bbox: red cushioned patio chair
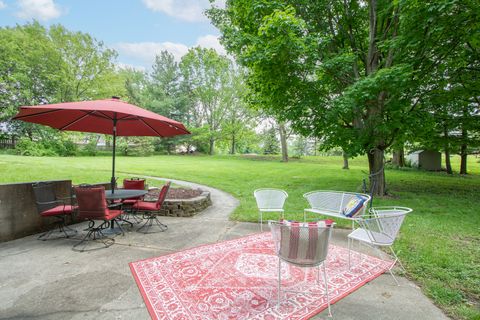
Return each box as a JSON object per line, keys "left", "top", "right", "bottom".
{"left": 32, "top": 182, "right": 77, "bottom": 241}
{"left": 133, "top": 181, "right": 170, "bottom": 233}
{"left": 122, "top": 177, "right": 146, "bottom": 205}
{"left": 121, "top": 177, "right": 146, "bottom": 223}
{"left": 73, "top": 185, "right": 124, "bottom": 252}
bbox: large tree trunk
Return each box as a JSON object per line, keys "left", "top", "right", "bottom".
{"left": 445, "top": 147, "right": 453, "bottom": 174}
{"left": 459, "top": 110, "right": 468, "bottom": 174}
{"left": 367, "top": 148, "right": 386, "bottom": 196}
{"left": 209, "top": 138, "right": 215, "bottom": 155}
{"left": 230, "top": 134, "right": 236, "bottom": 155}
{"left": 279, "top": 122, "right": 288, "bottom": 162}
{"left": 342, "top": 150, "right": 349, "bottom": 169}
{"left": 460, "top": 144, "right": 468, "bottom": 174}
{"left": 444, "top": 126, "right": 453, "bottom": 174}
{"left": 392, "top": 147, "right": 405, "bottom": 167}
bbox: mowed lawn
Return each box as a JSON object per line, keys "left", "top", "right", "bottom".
{"left": 0, "top": 154, "right": 479, "bottom": 319}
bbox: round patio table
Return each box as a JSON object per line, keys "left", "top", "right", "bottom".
{"left": 104, "top": 189, "right": 148, "bottom": 231}
{"left": 105, "top": 189, "right": 147, "bottom": 200}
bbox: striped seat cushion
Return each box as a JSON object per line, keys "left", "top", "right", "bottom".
{"left": 278, "top": 219, "right": 333, "bottom": 265}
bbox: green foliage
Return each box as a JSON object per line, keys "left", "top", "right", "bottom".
{"left": 82, "top": 137, "right": 99, "bottom": 156}
{"left": 117, "top": 137, "right": 155, "bottom": 157}
{"left": 188, "top": 126, "right": 212, "bottom": 154}
{"left": 0, "top": 22, "right": 120, "bottom": 144}
{"left": 180, "top": 47, "right": 242, "bottom": 155}
{"left": 15, "top": 135, "right": 77, "bottom": 157}
{"left": 262, "top": 127, "right": 280, "bottom": 155}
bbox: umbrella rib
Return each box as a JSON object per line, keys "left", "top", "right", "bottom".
{"left": 138, "top": 117, "right": 166, "bottom": 137}
{"left": 13, "top": 109, "right": 62, "bottom": 120}
{"left": 97, "top": 111, "right": 114, "bottom": 120}
{"left": 59, "top": 110, "right": 98, "bottom": 130}
{"left": 157, "top": 120, "right": 190, "bottom": 134}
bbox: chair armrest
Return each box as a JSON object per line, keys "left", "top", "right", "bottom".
{"left": 36, "top": 200, "right": 64, "bottom": 206}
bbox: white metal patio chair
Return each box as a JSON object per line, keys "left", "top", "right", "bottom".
{"left": 269, "top": 220, "right": 334, "bottom": 317}
{"left": 254, "top": 188, "right": 288, "bottom": 231}
{"left": 347, "top": 206, "right": 412, "bottom": 285}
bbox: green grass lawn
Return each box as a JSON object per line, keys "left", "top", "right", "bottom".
{"left": 0, "top": 153, "right": 479, "bottom": 319}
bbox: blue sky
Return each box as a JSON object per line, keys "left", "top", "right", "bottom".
{"left": 0, "top": 0, "right": 226, "bottom": 70}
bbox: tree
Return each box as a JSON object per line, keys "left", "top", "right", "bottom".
{"left": 0, "top": 22, "right": 63, "bottom": 138}
{"left": 0, "top": 22, "right": 121, "bottom": 152}
{"left": 262, "top": 126, "right": 280, "bottom": 155}
{"left": 209, "top": 0, "right": 479, "bottom": 195}
{"left": 221, "top": 72, "right": 259, "bottom": 154}
{"left": 180, "top": 47, "right": 235, "bottom": 155}
{"left": 48, "top": 24, "right": 117, "bottom": 102}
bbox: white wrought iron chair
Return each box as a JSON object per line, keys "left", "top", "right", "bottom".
{"left": 347, "top": 206, "right": 412, "bottom": 285}
{"left": 254, "top": 189, "right": 288, "bottom": 231}
{"left": 269, "top": 220, "right": 334, "bottom": 317}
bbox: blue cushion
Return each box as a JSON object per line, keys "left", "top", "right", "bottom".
{"left": 342, "top": 196, "right": 367, "bottom": 217}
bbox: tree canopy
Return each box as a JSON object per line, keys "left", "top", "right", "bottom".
{"left": 209, "top": 0, "right": 480, "bottom": 194}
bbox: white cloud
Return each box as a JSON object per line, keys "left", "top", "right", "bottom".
{"left": 0, "top": 1, "right": 7, "bottom": 10}
{"left": 142, "top": 0, "right": 224, "bottom": 22}
{"left": 115, "top": 41, "right": 189, "bottom": 65}
{"left": 16, "top": 0, "right": 62, "bottom": 21}
{"left": 115, "top": 34, "right": 226, "bottom": 68}
{"left": 196, "top": 35, "right": 226, "bottom": 56}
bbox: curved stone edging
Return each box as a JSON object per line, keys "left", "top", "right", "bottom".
{"left": 153, "top": 191, "right": 212, "bottom": 217}
{"left": 132, "top": 175, "right": 240, "bottom": 222}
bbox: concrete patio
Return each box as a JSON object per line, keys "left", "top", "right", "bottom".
{"left": 0, "top": 178, "right": 448, "bottom": 320}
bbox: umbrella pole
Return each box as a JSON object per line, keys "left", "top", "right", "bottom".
{"left": 111, "top": 115, "right": 117, "bottom": 193}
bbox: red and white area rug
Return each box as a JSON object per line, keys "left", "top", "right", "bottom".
{"left": 130, "top": 232, "right": 392, "bottom": 320}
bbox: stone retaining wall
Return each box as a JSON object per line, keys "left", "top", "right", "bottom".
{"left": 154, "top": 191, "right": 212, "bottom": 217}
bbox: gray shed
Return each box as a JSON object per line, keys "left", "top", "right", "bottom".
{"left": 406, "top": 150, "right": 442, "bottom": 171}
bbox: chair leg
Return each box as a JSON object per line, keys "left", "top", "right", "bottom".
{"left": 38, "top": 216, "right": 77, "bottom": 241}
{"left": 322, "top": 263, "right": 332, "bottom": 317}
{"left": 113, "top": 219, "right": 125, "bottom": 236}
{"left": 137, "top": 212, "right": 167, "bottom": 233}
{"left": 260, "top": 211, "right": 263, "bottom": 232}
{"left": 348, "top": 237, "right": 352, "bottom": 269}
{"left": 277, "top": 258, "right": 281, "bottom": 306}
{"left": 72, "top": 220, "right": 115, "bottom": 252}
{"left": 372, "top": 245, "right": 401, "bottom": 286}
{"left": 389, "top": 246, "right": 407, "bottom": 273}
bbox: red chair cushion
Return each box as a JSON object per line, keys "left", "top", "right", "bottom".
{"left": 105, "top": 209, "right": 123, "bottom": 220}
{"left": 133, "top": 201, "right": 158, "bottom": 211}
{"left": 122, "top": 199, "right": 138, "bottom": 205}
{"left": 41, "top": 205, "right": 74, "bottom": 217}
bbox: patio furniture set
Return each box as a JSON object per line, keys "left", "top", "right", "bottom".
{"left": 32, "top": 177, "right": 171, "bottom": 252}
{"left": 254, "top": 188, "right": 412, "bottom": 317}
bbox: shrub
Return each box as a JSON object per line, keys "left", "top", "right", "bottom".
{"left": 15, "top": 136, "right": 77, "bottom": 157}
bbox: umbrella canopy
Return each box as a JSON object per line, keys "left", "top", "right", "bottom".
{"left": 13, "top": 97, "right": 190, "bottom": 190}
{"left": 13, "top": 97, "right": 189, "bottom": 137}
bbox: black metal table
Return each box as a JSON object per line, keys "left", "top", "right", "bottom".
{"left": 104, "top": 189, "right": 148, "bottom": 231}
{"left": 105, "top": 189, "right": 147, "bottom": 200}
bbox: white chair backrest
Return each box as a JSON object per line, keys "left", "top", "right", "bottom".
{"left": 304, "top": 191, "right": 371, "bottom": 214}
{"left": 269, "top": 221, "right": 333, "bottom": 267}
{"left": 254, "top": 189, "right": 288, "bottom": 210}
{"left": 359, "top": 207, "right": 412, "bottom": 245}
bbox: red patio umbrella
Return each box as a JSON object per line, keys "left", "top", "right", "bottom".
{"left": 13, "top": 97, "right": 190, "bottom": 191}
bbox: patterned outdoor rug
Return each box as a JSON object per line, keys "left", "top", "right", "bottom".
{"left": 129, "top": 232, "right": 392, "bottom": 320}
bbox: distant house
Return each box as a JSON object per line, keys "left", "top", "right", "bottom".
{"left": 406, "top": 150, "right": 442, "bottom": 171}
